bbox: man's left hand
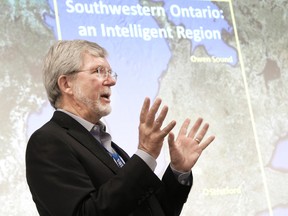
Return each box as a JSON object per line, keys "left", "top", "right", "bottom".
{"left": 168, "top": 118, "right": 215, "bottom": 172}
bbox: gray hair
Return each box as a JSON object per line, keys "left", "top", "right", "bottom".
{"left": 43, "top": 40, "right": 107, "bottom": 108}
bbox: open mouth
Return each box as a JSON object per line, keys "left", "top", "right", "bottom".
{"left": 100, "top": 93, "right": 111, "bottom": 101}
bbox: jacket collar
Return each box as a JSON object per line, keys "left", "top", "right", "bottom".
{"left": 51, "top": 111, "right": 122, "bottom": 173}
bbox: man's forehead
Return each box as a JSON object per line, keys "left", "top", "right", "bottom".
{"left": 81, "top": 53, "right": 110, "bottom": 67}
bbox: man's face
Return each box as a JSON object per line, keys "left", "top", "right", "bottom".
{"left": 71, "top": 53, "right": 116, "bottom": 122}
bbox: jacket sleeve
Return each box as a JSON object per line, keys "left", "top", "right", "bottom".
{"left": 158, "top": 166, "right": 193, "bottom": 216}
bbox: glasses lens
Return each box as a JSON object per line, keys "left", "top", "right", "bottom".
{"left": 96, "top": 66, "right": 117, "bottom": 81}
{"left": 112, "top": 72, "right": 117, "bottom": 80}
{"left": 97, "top": 66, "right": 105, "bottom": 77}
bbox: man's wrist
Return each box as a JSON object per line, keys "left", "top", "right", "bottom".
{"left": 170, "top": 164, "right": 192, "bottom": 186}
{"left": 135, "top": 149, "right": 157, "bottom": 171}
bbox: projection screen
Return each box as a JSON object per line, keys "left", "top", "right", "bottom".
{"left": 0, "top": 0, "right": 287, "bottom": 215}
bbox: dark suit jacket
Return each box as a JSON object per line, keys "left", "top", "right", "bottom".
{"left": 26, "top": 111, "right": 192, "bottom": 216}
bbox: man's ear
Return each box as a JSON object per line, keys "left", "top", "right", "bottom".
{"left": 58, "top": 75, "right": 73, "bottom": 95}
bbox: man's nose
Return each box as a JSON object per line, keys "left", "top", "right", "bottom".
{"left": 103, "top": 75, "right": 116, "bottom": 86}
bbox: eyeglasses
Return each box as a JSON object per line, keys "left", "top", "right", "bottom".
{"left": 75, "top": 66, "right": 118, "bottom": 81}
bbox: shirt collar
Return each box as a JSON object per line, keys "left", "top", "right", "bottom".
{"left": 57, "top": 109, "right": 96, "bottom": 131}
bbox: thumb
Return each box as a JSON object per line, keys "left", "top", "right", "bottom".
{"left": 168, "top": 132, "right": 175, "bottom": 148}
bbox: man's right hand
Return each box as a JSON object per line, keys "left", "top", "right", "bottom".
{"left": 138, "top": 97, "right": 176, "bottom": 159}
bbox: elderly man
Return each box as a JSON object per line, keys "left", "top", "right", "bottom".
{"left": 26, "top": 40, "right": 215, "bottom": 216}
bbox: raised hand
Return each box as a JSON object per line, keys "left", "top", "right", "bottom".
{"left": 168, "top": 118, "right": 215, "bottom": 172}
{"left": 138, "top": 97, "right": 176, "bottom": 159}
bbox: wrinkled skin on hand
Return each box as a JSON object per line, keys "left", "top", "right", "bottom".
{"left": 138, "top": 97, "right": 176, "bottom": 159}
{"left": 168, "top": 118, "right": 215, "bottom": 172}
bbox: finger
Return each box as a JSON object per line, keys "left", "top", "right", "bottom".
{"left": 140, "top": 97, "right": 150, "bottom": 123}
{"left": 195, "top": 123, "right": 209, "bottom": 142}
{"left": 146, "top": 98, "right": 162, "bottom": 126}
{"left": 161, "top": 120, "right": 176, "bottom": 138}
{"left": 200, "top": 135, "right": 215, "bottom": 150}
{"left": 188, "top": 117, "right": 203, "bottom": 138}
{"left": 168, "top": 132, "right": 175, "bottom": 147}
{"left": 153, "top": 105, "right": 168, "bottom": 129}
{"left": 178, "top": 118, "right": 191, "bottom": 136}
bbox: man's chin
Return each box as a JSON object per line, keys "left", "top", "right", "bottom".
{"left": 99, "top": 106, "right": 112, "bottom": 117}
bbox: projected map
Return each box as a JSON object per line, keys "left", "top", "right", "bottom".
{"left": 0, "top": 0, "right": 287, "bottom": 216}
{"left": 43, "top": 0, "right": 237, "bottom": 154}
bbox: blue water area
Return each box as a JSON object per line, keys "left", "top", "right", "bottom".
{"left": 271, "top": 138, "right": 288, "bottom": 171}
{"left": 42, "top": 0, "right": 236, "bottom": 154}
{"left": 26, "top": 102, "right": 54, "bottom": 138}
{"left": 259, "top": 138, "right": 288, "bottom": 216}
{"left": 163, "top": 0, "right": 237, "bottom": 65}
{"left": 259, "top": 206, "right": 288, "bottom": 216}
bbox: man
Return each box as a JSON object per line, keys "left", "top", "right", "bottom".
{"left": 26, "top": 40, "right": 215, "bottom": 216}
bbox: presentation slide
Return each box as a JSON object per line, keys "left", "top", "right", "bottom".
{"left": 0, "top": 0, "right": 287, "bottom": 215}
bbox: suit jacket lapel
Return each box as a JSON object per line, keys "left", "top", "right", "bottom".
{"left": 52, "top": 111, "right": 119, "bottom": 173}
{"left": 112, "top": 142, "right": 130, "bottom": 162}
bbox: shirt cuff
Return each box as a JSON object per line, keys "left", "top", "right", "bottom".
{"left": 135, "top": 149, "right": 157, "bottom": 171}
{"left": 170, "top": 164, "right": 192, "bottom": 186}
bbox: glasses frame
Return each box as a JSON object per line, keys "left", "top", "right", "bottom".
{"left": 74, "top": 66, "right": 118, "bottom": 81}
